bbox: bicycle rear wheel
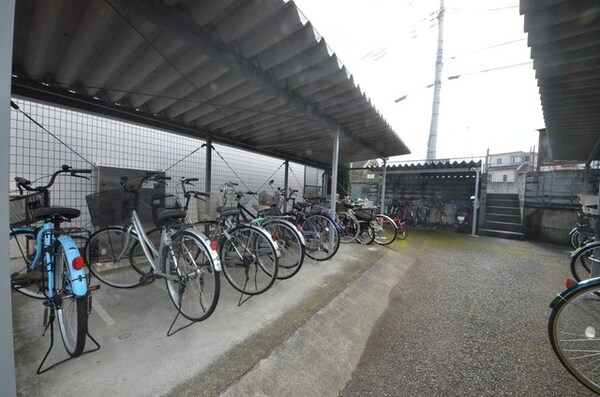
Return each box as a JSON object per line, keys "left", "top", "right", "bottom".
{"left": 262, "top": 220, "right": 305, "bottom": 280}
{"left": 338, "top": 212, "right": 360, "bottom": 243}
{"left": 55, "top": 241, "right": 88, "bottom": 357}
{"left": 356, "top": 221, "right": 375, "bottom": 245}
{"left": 162, "top": 230, "right": 220, "bottom": 321}
{"left": 219, "top": 224, "right": 278, "bottom": 295}
{"left": 302, "top": 214, "right": 340, "bottom": 261}
{"left": 548, "top": 280, "right": 600, "bottom": 394}
{"left": 373, "top": 214, "right": 397, "bottom": 246}
{"left": 571, "top": 242, "right": 600, "bottom": 282}
{"left": 86, "top": 227, "right": 143, "bottom": 288}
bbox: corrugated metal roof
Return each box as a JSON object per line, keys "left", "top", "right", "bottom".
{"left": 371, "top": 160, "right": 482, "bottom": 177}
{"left": 520, "top": 0, "right": 600, "bottom": 163}
{"left": 10, "top": 0, "right": 410, "bottom": 169}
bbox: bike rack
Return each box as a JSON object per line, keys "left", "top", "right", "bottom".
{"left": 36, "top": 296, "right": 100, "bottom": 375}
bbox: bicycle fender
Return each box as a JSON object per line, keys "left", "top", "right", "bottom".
{"left": 570, "top": 241, "right": 600, "bottom": 262}
{"left": 57, "top": 235, "right": 88, "bottom": 297}
{"left": 184, "top": 229, "right": 222, "bottom": 272}
{"left": 549, "top": 277, "right": 600, "bottom": 309}
{"left": 264, "top": 218, "right": 306, "bottom": 246}
{"left": 568, "top": 227, "right": 577, "bottom": 237}
{"left": 250, "top": 224, "right": 282, "bottom": 258}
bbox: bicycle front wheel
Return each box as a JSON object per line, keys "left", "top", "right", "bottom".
{"left": 162, "top": 230, "right": 220, "bottom": 322}
{"left": 86, "top": 227, "right": 143, "bottom": 288}
{"left": 55, "top": 241, "right": 88, "bottom": 357}
{"left": 262, "top": 220, "right": 305, "bottom": 280}
{"left": 373, "top": 214, "right": 397, "bottom": 246}
{"left": 219, "top": 224, "right": 278, "bottom": 295}
{"left": 548, "top": 280, "right": 600, "bottom": 394}
{"left": 302, "top": 214, "right": 340, "bottom": 261}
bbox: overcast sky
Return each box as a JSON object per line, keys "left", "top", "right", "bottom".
{"left": 294, "top": 0, "right": 545, "bottom": 162}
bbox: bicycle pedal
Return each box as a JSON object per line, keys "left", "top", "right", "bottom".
{"left": 139, "top": 273, "right": 156, "bottom": 286}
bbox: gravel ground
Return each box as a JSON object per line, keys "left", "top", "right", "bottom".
{"left": 340, "top": 229, "right": 598, "bottom": 397}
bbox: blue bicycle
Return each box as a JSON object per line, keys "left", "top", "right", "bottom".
{"left": 10, "top": 165, "right": 96, "bottom": 372}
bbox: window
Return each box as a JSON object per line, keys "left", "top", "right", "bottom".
{"left": 502, "top": 175, "right": 508, "bottom": 182}
{"left": 511, "top": 156, "right": 523, "bottom": 164}
{"left": 496, "top": 158, "right": 502, "bottom": 165}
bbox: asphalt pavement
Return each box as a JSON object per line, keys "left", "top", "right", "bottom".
{"left": 11, "top": 229, "right": 596, "bottom": 396}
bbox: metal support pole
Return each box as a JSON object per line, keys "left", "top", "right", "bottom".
{"left": 471, "top": 166, "right": 480, "bottom": 236}
{"left": 283, "top": 159, "right": 289, "bottom": 213}
{"left": 330, "top": 128, "right": 340, "bottom": 215}
{"left": 380, "top": 158, "right": 387, "bottom": 213}
{"left": 205, "top": 135, "right": 212, "bottom": 194}
{"left": 1, "top": 1, "right": 17, "bottom": 395}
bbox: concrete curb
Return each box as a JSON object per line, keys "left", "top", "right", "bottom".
{"left": 219, "top": 249, "right": 414, "bottom": 397}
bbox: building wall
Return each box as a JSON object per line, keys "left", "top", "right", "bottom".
{"left": 523, "top": 169, "right": 598, "bottom": 244}
{"left": 9, "top": 98, "right": 307, "bottom": 231}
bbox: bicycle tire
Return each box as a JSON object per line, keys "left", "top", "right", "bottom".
{"left": 219, "top": 224, "right": 278, "bottom": 295}
{"left": 261, "top": 219, "right": 305, "bottom": 280}
{"left": 129, "top": 227, "right": 160, "bottom": 275}
{"left": 55, "top": 241, "right": 87, "bottom": 357}
{"left": 548, "top": 279, "right": 600, "bottom": 394}
{"left": 10, "top": 229, "right": 47, "bottom": 299}
{"left": 356, "top": 221, "right": 375, "bottom": 245}
{"left": 396, "top": 223, "right": 408, "bottom": 240}
{"left": 86, "top": 227, "right": 144, "bottom": 288}
{"left": 303, "top": 214, "right": 340, "bottom": 261}
{"left": 162, "top": 229, "right": 220, "bottom": 321}
{"left": 570, "top": 242, "right": 600, "bottom": 282}
{"left": 338, "top": 212, "right": 360, "bottom": 243}
{"left": 373, "top": 214, "right": 397, "bottom": 246}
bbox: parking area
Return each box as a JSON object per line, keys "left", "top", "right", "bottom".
{"left": 12, "top": 228, "right": 594, "bottom": 397}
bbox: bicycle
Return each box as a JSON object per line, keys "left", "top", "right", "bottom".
{"left": 281, "top": 191, "right": 341, "bottom": 261}
{"left": 9, "top": 165, "right": 96, "bottom": 372}
{"left": 228, "top": 183, "right": 306, "bottom": 280}
{"left": 548, "top": 276, "right": 600, "bottom": 394}
{"left": 182, "top": 179, "right": 289, "bottom": 287}
{"left": 569, "top": 212, "right": 595, "bottom": 250}
{"left": 85, "top": 172, "right": 221, "bottom": 324}
{"left": 182, "top": 180, "right": 281, "bottom": 296}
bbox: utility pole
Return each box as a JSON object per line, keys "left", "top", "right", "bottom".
{"left": 426, "top": 0, "right": 445, "bottom": 161}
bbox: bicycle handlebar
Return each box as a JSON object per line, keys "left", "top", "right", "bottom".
{"left": 14, "top": 164, "right": 92, "bottom": 194}
{"left": 120, "top": 172, "right": 170, "bottom": 193}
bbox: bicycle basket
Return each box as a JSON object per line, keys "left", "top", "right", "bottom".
{"left": 197, "top": 195, "right": 219, "bottom": 222}
{"left": 354, "top": 208, "right": 375, "bottom": 221}
{"left": 9, "top": 192, "right": 45, "bottom": 227}
{"left": 86, "top": 189, "right": 132, "bottom": 228}
{"left": 258, "top": 191, "right": 280, "bottom": 207}
{"left": 151, "top": 194, "right": 183, "bottom": 227}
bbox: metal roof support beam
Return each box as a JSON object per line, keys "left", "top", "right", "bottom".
{"left": 1, "top": 1, "right": 17, "bottom": 395}
{"left": 284, "top": 159, "right": 289, "bottom": 213}
{"left": 330, "top": 128, "right": 340, "bottom": 215}
{"left": 380, "top": 158, "right": 387, "bottom": 214}
{"left": 205, "top": 135, "right": 212, "bottom": 194}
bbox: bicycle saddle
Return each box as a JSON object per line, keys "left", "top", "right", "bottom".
{"left": 156, "top": 209, "right": 186, "bottom": 226}
{"left": 31, "top": 206, "right": 80, "bottom": 222}
{"left": 217, "top": 206, "right": 241, "bottom": 217}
